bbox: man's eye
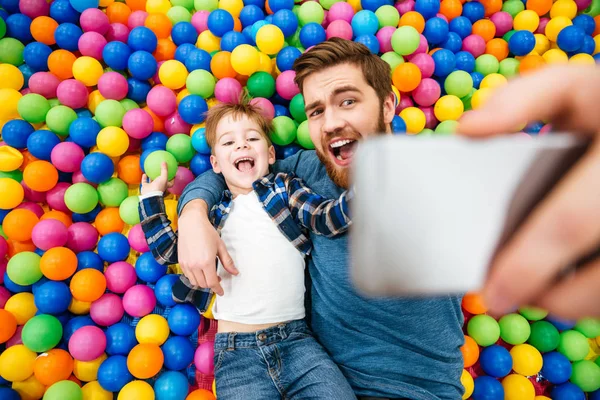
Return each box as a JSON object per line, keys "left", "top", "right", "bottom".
{"left": 342, "top": 99, "right": 355, "bottom": 106}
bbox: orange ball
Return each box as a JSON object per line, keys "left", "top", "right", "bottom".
{"left": 106, "top": 2, "right": 132, "bottom": 25}
{"left": 187, "top": 389, "right": 216, "bottom": 400}
{"left": 392, "top": 62, "right": 422, "bottom": 92}
{"left": 126, "top": 0, "right": 146, "bottom": 11}
{"left": 481, "top": 0, "right": 502, "bottom": 16}
{"left": 95, "top": 207, "right": 125, "bottom": 235}
{"left": 211, "top": 51, "right": 237, "bottom": 80}
{"left": 30, "top": 16, "right": 59, "bottom": 45}
{"left": 21, "top": 150, "right": 39, "bottom": 169}
{"left": 233, "top": 16, "right": 242, "bottom": 32}
{"left": 2, "top": 209, "right": 39, "bottom": 242}
{"left": 462, "top": 292, "right": 488, "bottom": 314}
{"left": 439, "top": 0, "right": 462, "bottom": 21}
{"left": 23, "top": 160, "right": 59, "bottom": 192}
{"left": 41, "top": 210, "right": 73, "bottom": 228}
{"left": 68, "top": 375, "right": 82, "bottom": 386}
{"left": 143, "top": 107, "right": 164, "bottom": 132}
{"left": 265, "top": 0, "right": 273, "bottom": 14}
{"left": 40, "top": 247, "right": 78, "bottom": 280}
{"left": 0, "top": 309, "right": 17, "bottom": 343}
{"left": 154, "top": 38, "right": 177, "bottom": 62}
{"left": 34, "top": 349, "right": 74, "bottom": 386}
{"left": 127, "top": 344, "right": 164, "bottom": 379}
{"left": 70, "top": 269, "right": 107, "bottom": 302}
{"left": 48, "top": 50, "right": 77, "bottom": 80}
{"left": 399, "top": 11, "right": 425, "bottom": 33}
{"left": 461, "top": 335, "right": 480, "bottom": 368}
{"left": 519, "top": 54, "right": 546, "bottom": 74}
{"left": 145, "top": 13, "right": 172, "bottom": 39}
{"left": 594, "top": 15, "right": 600, "bottom": 36}
{"left": 117, "top": 155, "right": 143, "bottom": 185}
{"left": 527, "top": 0, "right": 552, "bottom": 16}
{"left": 7, "top": 239, "right": 36, "bottom": 258}
{"left": 486, "top": 38, "right": 509, "bottom": 61}
{"left": 473, "top": 19, "right": 496, "bottom": 42}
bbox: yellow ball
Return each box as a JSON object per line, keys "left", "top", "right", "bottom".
{"left": 569, "top": 53, "right": 595, "bottom": 65}
{"left": 88, "top": 90, "right": 106, "bottom": 114}
{"left": 594, "top": 34, "right": 600, "bottom": 55}
{"left": 0, "top": 88, "right": 22, "bottom": 120}
{"left": 12, "top": 375, "right": 46, "bottom": 400}
{"left": 461, "top": 369, "right": 474, "bottom": 400}
{"left": 536, "top": 397, "right": 552, "bottom": 400}
{"left": 74, "top": 354, "right": 107, "bottom": 382}
{"left": 550, "top": 0, "right": 577, "bottom": 19}
{"left": 197, "top": 31, "right": 221, "bottom": 53}
{"left": 470, "top": 87, "right": 492, "bottom": 110}
{"left": 118, "top": 381, "right": 155, "bottom": 400}
{"left": 256, "top": 25, "right": 285, "bottom": 55}
{"left": 97, "top": 127, "right": 130, "bottom": 158}
{"left": 257, "top": 52, "right": 272, "bottom": 74}
{"left": 73, "top": 56, "right": 104, "bottom": 87}
{"left": 348, "top": 0, "right": 362, "bottom": 12}
{"left": 159, "top": 60, "right": 189, "bottom": 90}
{"left": 4, "top": 292, "right": 37, "bottom": 325}
{"left": 202, "top": 293, "right": 216, "bottom": 319}
{"left": 69, "top": 298, "right": 92, "bottom": 315}
{"left": 0, "top": 64, "right": 24, "bottom": 90}
{"left": 543, "top": 48, "right": 568, "bottom": 63}
{"left": 177, "top": 89, "right": 190, "bottom": 105}
{"left": 219, "top": 0, "right": 244, "bottom": 17}
{"left": 212, "top": 379, "right": 217, "bottom": 396}
{"left": 0, "top": 345, "right": 37, "bottom": 382}
{"left": 0, "top": 145, "right": 24, "bottom": 172}
{"left": 135, "top": 315, "right": 170, "bottom": 345}
{"left": 502, "top": 374, "right": 535, "bottom": 400}
{"left": 399, "top": 107, "right": 426, "bottom": 134}
{"left": 545, "top": 16, "right": 572, "bottom": 42}
{"left": 533, "top": 34, "right": 550, "bottom": 55}
{"left": 82, "top": 381, "right": 113, "bottom": 400}
{"left": 165, "top": 199, "right": 179, "bottom": 231}
{"left": 510, "top": 344, "right": 543, "bottom": 376}
{"left": 480, "top": 73, "right": 507, "bottom": 90}
{"left": 434, "top": 95, "right": 464, "bottom": 121}
{"left": 230, "top": 44, "right": 260, "bottom": 76}
{"left": 513, "top": 10, "right": 540, "bottom": 32}
{"left": 146, "top": 0, "right": 171, "bottom": 13}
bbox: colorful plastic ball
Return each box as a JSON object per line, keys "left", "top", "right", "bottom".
{"left": 63, "top": 182, "right": 98, "bottom": 214}
{"left": 31, "top": 219, "right": 68, "bottom": 250}
{"left": 97, "top": 232, "right": 130, "bottom": 262}
{"left": 118, "top": 380, "right": 155, "bottom": 400}
{"left": 127, "top": 343, "right": 164, "bottom": 379}
{"left": 143, "top": 149, "right": 178, "bottom": 181}
{"left": 22, "top": 42, "right": 52, "bottom": 73}
{"left": 123, "top": 284, "right": 156, "bottom": 317}
{"left": 299, "top": 22, "right": 326, "bottom": 48}
{"left": 126, "top": 26, "right": 158, "bottom": 53}
{"left": 168, "top": 303, "right": 201, "bottom": 336}
{"left": 502, "top": 374, "right": 535, "bottom": 400}
{"left": 158, "top": 60, "right": 188, "bottom": 90}
{"left": 97, "top": 177, "right": 128, "bottom": 207}
{"left": 0, "top": 177, "right": 24, "bottom": 209}
{"left": 27, "top": 131, "right": 59, "bottom": 163}
{"left": 193, "top": 340, "right": 215, "bottom": 375}
{"left": 527, "top": 320, "right": 560, "bottom": 352}
{"left": 557, "top": 25, "right": 585, "bottom": 52}
{"left": 79, "top": 152, "right": 113, "bottom": 184}
{"left": 39, "top": 247, "right": 77, "bottom": 281}
{"left": 479, "top": 345, "right": 513, "bottom": 378}
{"left": 154, "top": 371, "right": 189, "bottom": 400}
{"left": 147, "top": 86, "right": 177, "bottom": 117}
{"left": 97, "top": 355, "right": 133, "bottom": 392}
{"left": 0, "top": 344, "right": 37, "bottom": 382}
{"left": 43, "top": 380, "right": 82, "bottom": 400}
{"left": 256, "top": 24, "right": 285, "bottom": 55}
{"left": 29, "top": 72, "right": 61, "bottom": 100}
{"left": 90, "top": 293, "right": 124, "bottom": 327}
{"left": 33, "top": 280, "right": 72, "bottom": 315}
{"left": 16, "top": 93, "right": 50, "bottom": 124}
{"left": 558, "top": 330, "right": 590, "bottom": 361}
{"left": 96, "top": 126, "right": 130, "bottom": 157}
{"left": 135, "top": 252, "right": 168, "bottom": 283}
{"left": 33, "top": 349, "right": 74, "bottom": 386}
{"left": 498, "top": 313, "right": 531, "bottom": 345}
{"left": 467, "top": 314, "right": 500, "bottom": 347}
{"left": 178, "top": 94, "right": 208, "bottom": 125}
{"left": 49, "top": 142, "right": 84, "bottom": 174}
{"left": 105, "top": 323, "right": 137, "bottom": 356}
{"left": 463, "top": 34, "right": 486, "bottom": 57}
{"left": 207, "top": 9, "right": 234, "bottom": 37}
{"left": 66, "top": 221, "right": 99, "bottom": 253}
{"left": 4, "top": 292, "right": 37, "bottom": 325}
{"left": 55, "top": 79, "right": 88, "bottom": 109}
{"left": 69, "top": 325, "right": 106, "bottom": 362}
{"left": 472, "top": 376, "right": 504, "bottom": 400}
{"left": 570, "top": 360, "right": 600, "bottom": 392}
{"left": 510, "top": 344, "right": 543, "bottom": 376}
{"left": 102, "top": 41, "right": 131, "bottom": 71}
{"left": 134, "top": 314, "right": 169, "bottom": 346}
{"left": 0, "top": 309, "right": 17, "bottom": 344}
{"left": 70, "top": 268, "right": 106, "bottom": 302}
{"left": 128, "top": 50, "right": 158, "bottom": 80}
{"left": 22, "top": 314, "right": 63, "bottom": 352}
{"left": 6, "top": 251, "right": 41, "bottom": 285}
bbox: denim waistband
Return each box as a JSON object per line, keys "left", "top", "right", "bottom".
{"left": 214, "top": 319, "right": 309, "bottom": 350}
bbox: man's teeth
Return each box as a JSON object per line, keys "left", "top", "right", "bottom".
{"left": 337, "top": 155, "right": 343, "bottom": 160}
{"left": 330, "top": 139, "right": 353, "bottom": 149}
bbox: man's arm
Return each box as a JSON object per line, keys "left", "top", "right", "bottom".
{"left": 138, "top": 194, "right": 180, "bottom": 265}
{"left": 272, "top": 150, "right": 324, "bottom": 188}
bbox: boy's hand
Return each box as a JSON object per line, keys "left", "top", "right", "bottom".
{"left": 141, "top": 162, "right": 174, "bottom": 195}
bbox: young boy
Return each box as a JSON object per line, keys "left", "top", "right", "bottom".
{"left": 138, "top": 100, "right": 357, "bottom": 399}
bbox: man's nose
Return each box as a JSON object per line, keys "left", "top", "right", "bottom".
{"left": 322, "top": 109, "right": 345, "bottom": 134}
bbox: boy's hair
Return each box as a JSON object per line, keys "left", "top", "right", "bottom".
{"left": 204, "top": 97, "right": 273, "bottom": 153}
{"left": 293, "top": 38, "right": 392, "bottom": 107}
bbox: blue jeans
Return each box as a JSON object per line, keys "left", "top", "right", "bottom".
{"left": 213, "top": 319, "right": 356, "bottom": 399}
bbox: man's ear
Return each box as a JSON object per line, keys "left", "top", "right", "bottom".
{"left": 210, "top": 154, "right": 221, "bottom": 173}
{"left": 383, "top": 91, "right": 395, "bottom": 127}
{"left": 268, "top": 145, "right": 276, "bottom": 165}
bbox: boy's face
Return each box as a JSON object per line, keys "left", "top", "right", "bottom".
{"left": 210, "top": 114, "right": 275, "bottom": 195}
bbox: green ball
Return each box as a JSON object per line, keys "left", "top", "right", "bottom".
{"left": 289, "top": 30, "right": 302, "bottom": 47}
{"left": 17, "top": 93, "right": 51, "bottom": 123}
{"left": 48, "top": 98, "right": 61, "bottom": 108}
{"left": 571, "top": 360, "right": 600, "bottom": 392}
{"left": 289, "top": 94, "right": 306, "bottom": 123}
{"left": 95, "top": 99, "right": 126, "bottom": 128}
{"left": 296, "top": 120, "right": 314, "bottom": 149}
{"left": 43, "top": 380, "right": 83, "bottom": 400}
{"left": 271, "top": 116, "right": 297, "bottom": 146}
{"left": 64, "top": 183, "right": 99, "bottom": 214}
{"left": 503, "top": 30, "right": 516, "bottom": 43}
{"left": 97, "top": 178, "right": 128, "bottom": 207}
{"left": 167, "top": 6, "right": 192, "bottom": 24}
{"left": 461, "top": 88, "right": 475, "bottom": 111}
{"left": 194, "top": 0, "right": 217, "bottom": 10}
{"left": 298, "top": 1, "right": 324, "bottom": 25}
{"left": 247, "top": 71, "right": 276, "bottom": 99}
{"left": 419, "top": 128, "right": 434, "bottom": 136}
{"left": 22, "top": 314, "right": 63, "bottom": 352}
{"left": 144, "top": 150, "right": 178, "bottom": 181}
{"left": 467, "top": 314, "right": 501, "bottom": 347}
{"left": 502, "top": 0, "right": 525, "bottom": 17}
{"left": 391, "top": 26, "right": 420, "bottom": 56}
{"left": 575, "top": 318, "right": 600, "bottom": 339}
{"left": 120, "top": 98, "right": 140, "bottom": 111}
{"left": 171, "top": 0, "right": 194, "bottom": 10}
{"left": 499, "top": 313, "right": 531, "bottom": 345}
{"left": 435, "top": 120, "right": 458, "bottom": 134}
{"left": 499, "top": 58, "right": 520, "bottom": 78}
{"left": 0, "top": 17, "right": 6, "bottom": 39}
{"left": 0, "top": 226, "right": 5, "bottom": 240}
{"left": 119, "top": 195, "right": 141, "bottom": 226}
{"left": 444, "top": 71, "right": 474, "bottom": 98}
{"left": 319, "top": 0, "right": 341, "bottom": 9}
{"left": 558, "top": 330, "right": 590, "bottom": 362}
{"left": 519, "top": 306, "right": 548, "bottom": 321}
{"left": 0, "top": 170, "right": 23, "bottom": 182}
{"left": 0, "top": 38, "right": 25, "bottom": 66}
{"left": 375, "top": 5, "right": 400, "bottom": 28}
{"left": 381, "top": 52, "right": 405, "bottom": 74}
{"left": 187, "top": 69, "right": 216, "bottom": 99}
{"left": 166, "top": 134, "right": 195, "bottom": 163}
{"left": 6, "top": 251, "right": 42, "bottom": 286}
{"left": 527, "top": 321, "right": 559, "bottom": 352}
{"left": 475, "top": 54, "right": 500, "bottom": 76}
{"left": 46, "top": 105, "right": 77, "bottom": 136}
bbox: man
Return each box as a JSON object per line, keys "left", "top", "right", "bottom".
{"left": 177, "top": 38, "right": 465, "bottom": 399}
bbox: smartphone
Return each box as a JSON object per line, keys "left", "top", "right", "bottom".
{"left": 349, "top": 133, "right": 590, "bottom": 297}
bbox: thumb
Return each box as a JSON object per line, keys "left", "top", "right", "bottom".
{"left": 217, "top": 238, "right": 238, "bottom": 275}
{"left": 160, "top": 162, "right": 169, "bottom": 180}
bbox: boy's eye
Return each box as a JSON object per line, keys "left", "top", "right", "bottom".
{"left": 248, "top": 137, "right": 259, "bottom": 141}
{"left": 309, "top": 109, "right": 323, "bottom": 118}
{"left": 223, "top": 141, "right": 234, "bottom": 146}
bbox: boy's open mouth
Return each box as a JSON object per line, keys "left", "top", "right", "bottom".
{"left": 329, "top": 139, "right": 358, "bottom": 165}
{"left": 234, "top": 157, "right": 255, "bottom": 172}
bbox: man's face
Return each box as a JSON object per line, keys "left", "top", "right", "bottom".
{"left": 303, "top": 63, "right": 395, "bottom": 188}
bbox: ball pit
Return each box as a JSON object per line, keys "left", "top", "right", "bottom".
{"left": 2, "top": 0, "right": 600, "bottom": 397}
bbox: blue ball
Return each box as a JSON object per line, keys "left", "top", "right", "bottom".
{"left": 524, "top": 121, "right": 544, "bottom": 134}
{"left": 0, "top": 0, "right": 20, "bottom": 13}
{"left": 415, "top": 0, "right": 440, "bottom": 19}
{"left": 128, "top": 26, "right": 158, "bottom": 53}
{"left": 0, "top": 209, "right": 8, "bottom": 224}
{"left": 161, "top": 336, "right": 195, "bottom": 371}
{"left": 54, "top": 22, "right": 83, "bottom": 51}
{"left": 142, "top": 131, "right": 169, "bottom": 151}
{"left": 69, "top": 0, "right": 99, "bottom": 13}
{"left": 128, "top": 51, "right": 158, "bottom": 81}
{"left": 276, "top": 46, "right": 302, "bottom": 72}
{"left": 591, "top": 391, "right": 600, "bottom": 400}
{"left": 97, "top": 233, "right": 130, "bottom": 263}
{"left": 72, "top": 204, "right": 102, "bottom": 223}
{"left": 31, "top": 276, "right": 50, "bottom": 294}
{"left": 155, "top": 274, "right": 180, "bottom": 307}
{"left": 76, "top": 251, "right": 104, "bottom": 272}
{"left": 299, "top": 22, "right": 326, "bottom": 48}
{"left": 282, "top": 144, "right": 301, "bottom": 158}
{"left": 242, "top": 25, "right": 256, "bottom": 45}
{"left": 154, "top": 371, "right": 190, "bottom": 400}
{"left": 103, "top": 41, "right": 132, "bottom": 71}
{"left": 546, "top": 315, "right": 576, "bottom": 331}
{"left": 185, "top": 49, "right": 212, "bottom": 72}
{"left": 441, "top": 31, "right": 463, "bottom": 53}
{"left": 268, "top": 0, "right": 293, "bottom": 12}
{"left": 135, "top": 252, "right": 168, "bottom": 283}
{"left": 208, "top": 9, "right": 235, "bottom": 37}
{"left": 455, "top": 51, "right": 476, "bottom": 72}
{"left": 191, "top": 127, "right": 211, "bottom": 154}
{"left": 81, "top": 152, "right": 114, "bottom": 183}
{"left": 272, "top": 9, "right": 298, "bottom": 38}
{"left": 63, "top": 315, "right": 95, "bottom": 341}
{"left": 34, "top": 281, "right": 72, "bottom": 315}
{"left": 355, "top": 34, "right": 380, "bottom": 53}
{"left": 424, "top": 17, "right": 449, "bottom": 45}
{"left": 432, "top": 48, "right": 456, "bottom": 77}
{"left": 508, "top": 30, "right": 535, "bottom": 56}
{"left": 179, "top": 94, "right": 208, "bottom": 124}
{"left": 361, "top": 0, "right": 392, "bottom": 11}
{"left": 168, "top": 304, "right": 201, "bottom": 336}
{"left": 472, "top": 376, "right": 504, "bottom": 400}
{"left": 18, "top": 64, "right": 35, "bottom": 88}
{"left": 6, "top": 14, "right": 33, "bottom": 44}
{"left": 97, "top": 355, "right": 134, "bottom": 392}
{"left": 23, "top": 42, "right": 52, "bottom": 72}
{"left": 244, "top": 0, "right": 265, "bottom": 7}
{"left": 126, "top": 78, "right": 152, "bottom": 103}
{"left": 220, "top": 31, "right": 248, "bottom": 52}
{"left": 578, "top": 35, "right": 596, "bottom": 55}
{"left": 462, "top": 1, "right": 485, "bottom": 23}
{"left": 479, "top": 345, "right": 512, "bottom": 378}
{"left": 106, "top": 323, "right": 137, "bottom": 355}
{"left": 274, "top": 104, "right": 290, "bottom": 117}
{"left": 140, "top": 149, "right": 155, "bottom": 172}
{"left": 541, "top": 352, "right": 572, "bottom": 384}
{"left": 172, "top": 22, "right": 199, "bottom": 45}
{"left": 3, "top": 272, "right": 32, "bottom": 293}
{"left": 470, "top": 71, "right": 484, "bottom": 89}
{"left": 551, "top": 383, "right": 586, "bottom": 400}
{"left": 449, "top": 16, "right": 473, "bottom": 39}
{"left": 351, "top": 10, "right": 379, "bottom": 37}
{"left": 557, "top": 25, "right": 585, "bottom": 52}
{"left": 2, "top": 120, "right": 34, "bottom": 149}
{"left": 573, "top": 14, "right": 596, "bottom": 35}
{"left": 190, "top": 153, "right": 212, "bottom": 176}
{"left": 391, "top": 115, "right": 407, "bottom": 134}
{"left": 75, "top": 109, "right": 93, "bottom": 119}
{"left": 240, "top": 5, "right": 265, "bottom": 28}
{"left": 250, "top": 20, "right": 269, "bottom": 41}
{"left": 49, "top": 0, "right": 80, "bottom": 24}
{"left": 175, "top": 43, "right": 198, "bottom": 64}
{"left": 69, "top": 117, "right": 101, "bottom": 148}
{"left": 0, "top": 388, "right": 20, "bottom": 400}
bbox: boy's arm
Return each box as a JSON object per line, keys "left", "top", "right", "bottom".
{"left": 287, "top": 176, "right": 354, "bottom": 237}
{"left": 139, "top": 193, "right": 180, "bottom": 265}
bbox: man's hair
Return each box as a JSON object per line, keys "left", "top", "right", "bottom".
{"left": 204, "top": 96, "right": 273, "bottom": 153}
{"left": 293, "top": 38, "right": 392, "bottom": 105}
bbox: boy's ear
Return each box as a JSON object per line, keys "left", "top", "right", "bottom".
{"left": 210, "top": 154, "right": 221, "bottom": 173}
{"left": 268, "top": 145, "right": 276, "bottom": 165}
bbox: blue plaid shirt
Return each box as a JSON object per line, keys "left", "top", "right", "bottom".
{"left": 139, "top": 172, "right": 354, "bottom": 313}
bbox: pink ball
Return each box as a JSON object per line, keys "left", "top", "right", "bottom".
{"left": 57, "top": 79, "right": 89, "bottom": 109}
{"left": 328, "top": 2, "right": 354, "bottom": 23}
{"left": 6, "top": 325, "right": 23, "bottom": 348}
{"left": 397, "top": 95, "right": 414, "bottom": 113}
{"left": 80, "top": 8, "right": 110, "bottom": 34}
{"left": 51, "top": 142, "right": 85, "bottom": 173}
{"left": 410, "top": 53, "right": 435, "bottom": 79}
{"left": 123, "top": 285, "right": 156, "bottom": 317}
{"left": 539, "top": 123, "right": 552, "bottom": 135}
{"left": 194, "top": 340, "right": 215, "bottom": 375}
{"left": 28, "top": 72, "right": 60, "bottom": 99}
{"left": 536, "top": 17, "right": 549, "bottom": 34}
{"left": 0, "top": 259, "right": 6, "bottom": 285}
{"left": 322, "top": 10, "right": 329, "bottom": 28}
{"left": 105, "top": 261, "right": 137, "bottom": 294}
{"left": 90, "top": 293, "right": 125, "bottom": 326}
{"left": 78, "top": 31, "right": 108, "bottom": 60}
{"left": 72, "top": 170, "right": 97, "bottom": 187}
{"left": 106, "top": 23, "right": 130, "bottom": 43}
{"left": 214, "top": 77, "right": 243, "bottom": 103}
{"left": 122, "top": 108, "right": 154, "bottom": 139}
{"left": 436, "top": 13, "right": 448, "bottom": 22}
{"left": 127, "top": 224, "right": 149, "bottom": 253}
{"left": 0, "top": 236, "right": 7, "bottom": 259}
{"left": 575, "top": 0, "right": 592, "bottom": 10}
{"left": 19, "top": 0, "right": 49, "bottom": 19}
{"left": 490, "top": 12, "right": 513, "bottom": 37}
{"left": 375, "top": 26, "right": 395, "bottom": 53}
{"left": 421, "top": 106, "right": 438, "bottom": 129}
{"left": 396, "top": 0, "right": 415, "bottom": 14}
{"left": 326, "top": 20, "right": 353, "bottom": 40}
{"left": 164, "top": 112, "right": 192, "bottom": 136}
{"left": 67, "top": 222, "right": 99, "bottom": 253}
{"left": 191, "top": 10, "right": 210, "bottom": 33}
{"left": 21, "top": 181, "right": 46, "bottom": 203}
{"left": 20, "top": 88, "right": 31, "bottom": 95}
{"left": 46, "top": 182, "right": 71, "bottom": 212}
{"left": 275, "top": 70, "right": 299, "bottom": 101}
{"left": 249, "top": 97, "right": 275, "bottom": 120}
{"left": 147, "top": 86, "right": 177, "bottom": 117}
{"left": 69, "top": 326, "right": 107, "bottom": 361}
{"left": 406, "top": 34, "right": 428, "bottom": 59}
{"left": 16, "top": 201, "right": 45, "bottom": 218}
{"left": 412, "top": 78, "right": 441, "bottom": 106}
{"left": 32, "top": 219, "right": 69, "bottom": 250}
{"left": 462, "top": 34, "right": 486, "bottom": 57}
{"left": 0, "top": 283, "right": 9, "bottom": 308}
{"left": 98, "top": 71, "right": 129, "bottom": 100}
{"left": 128, "top": 10, "right": 148, "bottom": 29}
{"left": 167, "top": 166, "right": 195, "bottom": 196}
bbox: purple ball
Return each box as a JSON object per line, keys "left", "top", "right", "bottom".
{"left": 462, "top": 34, "right": 486, "bottom": 57}
{"left": 327, "top": 20, "right": 353, "bottom": 40}
{"left": 28, "top": 72, "right": 60, "bottom": 99}
{"left": 32, "top": 219, "right": 69, "bottom": 250}
{"left": 328, "top": 2, "right": 355, "bottom": 23}
{"left": 78, "top": 31, "right": 108, "bottom": 60}
{"left": 412, "top": 78, "right": 441, "bottom": 106}
{"left": 123, "top": 285, "right": 157, "bottom": 317}
{"left": 51, "top": 142, "right": 85, "bottom": 173}
{"left": 90, "top": 293, "right": 125, "bottom": 326}
{"left": 80, "top": 8, "right": 110, "bottom": 34}
{"left": 376, "top": 26, "right": 396, "bottom": 53}
{"left": 66, "top": 222, "right": 99, "bottom": 253}
{"left": 490, "top": 12, "right": 513, "bottom": 37}
{"left": 0, "top": 286, "right": 10, "bottom": 308}
{"left": 69, "top": 325, "right": 107, "bottom": 361}
{"left": 56, "top": 79, "right": 89, "bottom": 109}
{"left": 98, "top": 71, "right": 129, "bottom": 100}
{"left": 122, "top": 108, "right": 154, "bottom": 139}
{"left": 46, "top": 182, "right": 71, "bottom": 212}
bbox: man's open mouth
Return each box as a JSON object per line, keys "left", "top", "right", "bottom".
{"left": 329, "top": 139, "right": 358, "bottom": 165}
{"left": 234, "top": 157, "right": 255, "bottom": 172}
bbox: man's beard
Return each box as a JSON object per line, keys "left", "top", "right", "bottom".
{"left": 316, "top": 109, "right": 387, "bottom": 189}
